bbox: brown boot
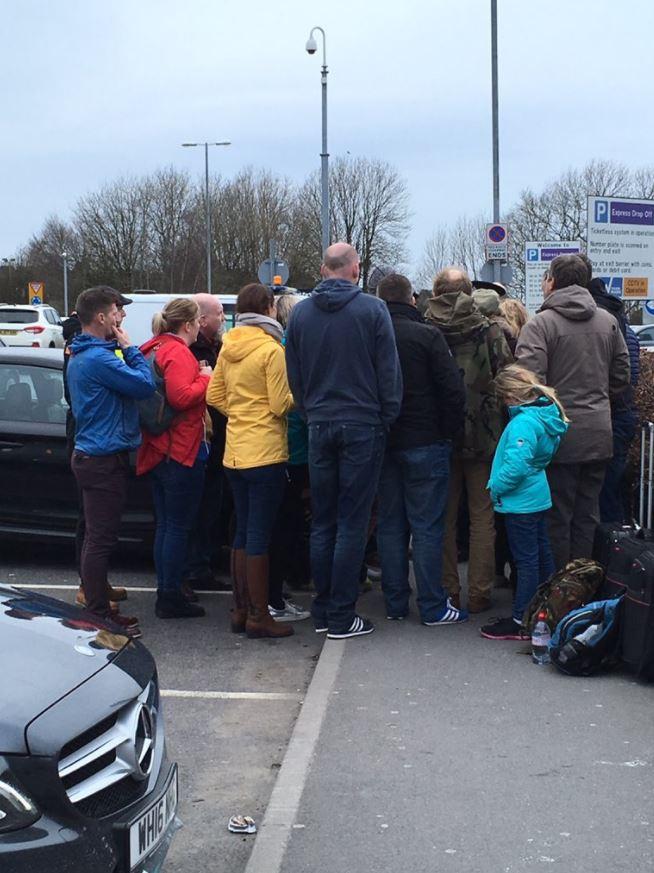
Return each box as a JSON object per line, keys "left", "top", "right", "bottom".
{"left": 468, "top": 595, "right": 492, "bottom": 614}
{"left": 245, "top": 555, "right": 294, "bottom": 639}
{"left": 76, "top": 585, "right": 120, "bottom": 614}
{"left": 107, "top": 584, "right": 127, "bottom": 602}
{"left": 230, "top": 548, "right": 248, "bottom": 633}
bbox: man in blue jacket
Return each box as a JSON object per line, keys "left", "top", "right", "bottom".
{"left": 67, "top": 286, "right": 155, "bottom": 635}
{"left": 285, "top": 242, "right": 402, "bottom": 639}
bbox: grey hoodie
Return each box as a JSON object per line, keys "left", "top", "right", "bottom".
{"left": 515, "top": 284, "right": 630, "bottom": 463}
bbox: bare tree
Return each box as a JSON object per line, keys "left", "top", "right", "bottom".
{"left": 415, "top": 215, "right": 487, "bottom": 288}
{"left": 299, "top": 156, "right": 411, "bottom": 288}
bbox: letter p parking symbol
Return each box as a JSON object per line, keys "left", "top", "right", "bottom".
{"left": 595, "top": 200, "right": 609, "bottom": 223}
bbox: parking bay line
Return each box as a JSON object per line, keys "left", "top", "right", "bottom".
{"left": 244, "top": 639, "right": 344, "bottom": 873}
{"left": 161, "top": 689, "right": 301, "bottom": 701}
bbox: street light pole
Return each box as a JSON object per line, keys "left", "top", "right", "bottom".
{"left": 491, "top": 0, "right": 501, "bottom": 283}
{"left": 181, "top": 140, "right": 231, "bottom": 293}
{"left": 306, "top": 26, "right": 330, "bottom": 256}
{"left": 62, "top": 251, "right": 69, "bottom": 316}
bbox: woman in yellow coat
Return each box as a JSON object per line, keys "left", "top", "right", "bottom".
{"left": 207, "top": 283, "right": 295, "bottom": 639}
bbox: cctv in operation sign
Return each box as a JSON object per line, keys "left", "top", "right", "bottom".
{"left": 587, "top": 195, "right": 654, "bottom": 298}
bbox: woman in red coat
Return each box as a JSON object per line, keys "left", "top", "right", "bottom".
{"left": 138, "top": 298, "right": 212, "bottom": 619}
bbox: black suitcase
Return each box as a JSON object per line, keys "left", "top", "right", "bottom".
{"left": 595, "top": 422, "right": 654, "bottom": 597}
{"left": 623, "top": 548, "right": 654, "bottom": 681}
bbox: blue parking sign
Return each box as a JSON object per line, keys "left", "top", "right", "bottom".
{"left": 527, "top": 248, "right": 539, "bottom": 262}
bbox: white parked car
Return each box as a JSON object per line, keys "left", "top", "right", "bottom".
{"left": 0, "top": 305, "right": 64, "bottom": 348}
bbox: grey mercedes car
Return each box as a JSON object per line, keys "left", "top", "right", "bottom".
{"left": 0, "top": 584, "right": 178, "bottom": 872}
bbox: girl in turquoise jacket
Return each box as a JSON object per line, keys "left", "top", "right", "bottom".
{"left": 482, "top": 365, "right": 569, "bottom": 640}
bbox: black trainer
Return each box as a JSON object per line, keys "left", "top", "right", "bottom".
{"left": 480, "top": 616, "right": 528, "bottom": 640}
{"left": 327, "top": 615, "right": 375, "bottom": 639}
{"left": 155, "top": 593, "right": 206, "bottom": 620}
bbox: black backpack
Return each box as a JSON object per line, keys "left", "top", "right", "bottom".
{"left": 137, "top": 350, "right": 177, "bottom": 436}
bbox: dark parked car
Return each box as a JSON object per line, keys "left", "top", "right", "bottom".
{"left": 0, "top": 348, "right": 154, "bottom": 545}
{"left": 0, "top": 584, "right": 178, "bottom": 872}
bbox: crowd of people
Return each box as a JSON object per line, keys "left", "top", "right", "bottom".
{"left": 64, "top": 242, "right": 637, "bottom": 642}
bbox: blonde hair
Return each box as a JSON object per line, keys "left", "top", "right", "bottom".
{"left": 494, "top": 364, "right": 570, "bottom": 423}
{"left": 152, "top": 298, "right": 200, "bottom": 336}
{"left": 499, "top": 298, "right": 529, "bottom": 338}
{"left": 275, "top": 294, "right": 302, "bottom": 329}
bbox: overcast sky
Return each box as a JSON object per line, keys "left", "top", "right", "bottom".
{"left": 2, "top": 0, "right": 653, "bottom": 274}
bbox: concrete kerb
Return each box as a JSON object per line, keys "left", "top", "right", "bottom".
{"left": 243, "top": 638, "right": 345, "bottom": 873}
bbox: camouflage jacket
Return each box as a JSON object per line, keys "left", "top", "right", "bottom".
{"left": 425, "top": 291, "right": 514, "bottom": 459}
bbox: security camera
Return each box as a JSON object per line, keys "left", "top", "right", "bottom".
{"left": 305, "top": 36, "right": 317, "bottom": 54}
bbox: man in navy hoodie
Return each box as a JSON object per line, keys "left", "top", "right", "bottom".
{"left": 285, "top": 243, "right": 402, "bottom": 639}
{"left": 67, "top": 286, "right": 155, "bottom": 636}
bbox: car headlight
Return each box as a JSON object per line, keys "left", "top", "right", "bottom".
{"left": 0, "top": 765, "right": 40, "bottom": 833}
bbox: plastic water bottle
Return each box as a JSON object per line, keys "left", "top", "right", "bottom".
{"left": 531, "top": 611, "right": 551, "bottom": 665}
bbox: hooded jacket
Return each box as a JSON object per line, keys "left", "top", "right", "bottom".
{"left": 285, "top": 278, "right": 402, "bottom": 427}
{"left": 385, "top": 301, "right": 465, "bottom": 449}
{"left": 136, "top": 333, "right": 211, "bottom": 475}
{"left": 425, "top": 291, "right": 514, "bottom": 459}
{"left": 67, "top": 334, "right": 155, "bottom": 456}
{"left": 488, "top": 398, "right": 569, "bottom": 514}
{"left": 207, "top": 325, "right": 294, "bottom": 469}
{"left": 515, "top": 285, "right": 630, "bottom": 463}
{"left": 472, "top": 288, "right": 516, "bottom": 352}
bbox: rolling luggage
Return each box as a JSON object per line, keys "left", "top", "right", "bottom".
{"left": 597, "top": 422, "right": 654, "bottom": 599}
{"left": 622, "top": 548, "right": 654, "bottom": 681}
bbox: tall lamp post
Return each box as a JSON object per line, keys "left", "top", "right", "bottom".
{"left": 182, "top": 140, "right": 231, "bottom": 293}
{"left": 62, "top": 251, "right": 69, "bottom": 316}
{"left": 305, "top": 26, "right": 330, "bottom": 256}
{"left": 490, "top": 0, "right": 501, "bottom": 283}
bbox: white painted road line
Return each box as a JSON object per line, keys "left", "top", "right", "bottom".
{"left": 8, "top": 584, "right": 230, "bottom": 594}
{"left": 161, "top": 690, "right": 301, "bottom": 701}
{"left": 243, "top": 639, "right": 344, "bottom": 873}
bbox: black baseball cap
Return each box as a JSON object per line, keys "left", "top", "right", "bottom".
{"left": 115, "top": 293, "right": 132, "bottom": 306}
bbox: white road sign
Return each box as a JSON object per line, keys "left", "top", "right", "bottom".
{"left": 524, "top": 241, "right": 582, "bottom": 314}
{"left": 485, "top": 223, "right": 509, "bottom": 261}
{"left": 587, "top": 195, "right": 654, "bottom": 299}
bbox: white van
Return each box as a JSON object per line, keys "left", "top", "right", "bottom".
{"left": 122, "top": 293, "right": 238, "bottom": 347}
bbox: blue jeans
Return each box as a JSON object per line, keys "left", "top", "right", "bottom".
{"left": 151, "top": 457, "right": 206, "bottom": 595}
{"left": 504, "top": 511, "right": 555, "bottom": 623}
{"left": 309, "top": 422, "right": 385, "bottom": 632}
{"left": 225, "top": 463, "right": 286, "bottom": 556}
{"left": 377, "top": 441, "right": 451, "bottom": 621}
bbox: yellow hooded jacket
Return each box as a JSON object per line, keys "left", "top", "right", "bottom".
{"left": 207, "top": 326, "right": 294, "bottom": 469}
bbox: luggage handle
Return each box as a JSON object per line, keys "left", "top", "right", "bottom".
{"left": 639, "top": 422, "right": 654, "bottom": 530}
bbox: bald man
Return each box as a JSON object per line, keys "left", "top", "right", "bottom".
{"left": 184, "top": 292, "right": 228, "bottom": 594}
{"left": 285, "top": 242, "right": 402, "bottom": 639}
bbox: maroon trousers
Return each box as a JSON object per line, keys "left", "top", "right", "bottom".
{"left": 71, "top": 451, "right": 129, "bottom": 615}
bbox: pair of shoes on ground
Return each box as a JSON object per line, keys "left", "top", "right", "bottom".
{"left": 76, "top": 584, "right": 127, "bottom": 613}
{"left": 480, "top": 616, "right": 529, "bottom": 640}
{"left": 386, "top": 599, "right": 469, "bottom": 626}
{"left": 268, "top": 600, "right": 310, "bottom": 622}
{"left": 313, "top": 615, "right": 375, "bottom": 638}
{"left": 155, "top": 591, "right": 206, "bottom": 620}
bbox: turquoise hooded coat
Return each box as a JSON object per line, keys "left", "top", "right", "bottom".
{"left": 488, "top": 397, "right": 569, "bottom": 514}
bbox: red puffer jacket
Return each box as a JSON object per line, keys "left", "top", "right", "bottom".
{"left": 136, "top": 334, "right": 211, "bottom": 475}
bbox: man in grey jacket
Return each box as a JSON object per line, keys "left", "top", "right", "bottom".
{"left": 516, "top": 254, "right": 630, "bottom": 570}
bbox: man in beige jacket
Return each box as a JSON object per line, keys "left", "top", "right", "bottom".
{"left": 516, "top": 254, "right": 630, "bottom": 570}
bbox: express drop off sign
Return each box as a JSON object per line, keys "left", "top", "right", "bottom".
{"left": 587, "top": 195, "right": 654, "bottom": 298}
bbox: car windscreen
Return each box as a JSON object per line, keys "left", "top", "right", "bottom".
{"left": 0, "top": 364, "right": 67, "bottom": 424}
{"left": 0, "top": 309, "right": 38, "bottom": 324}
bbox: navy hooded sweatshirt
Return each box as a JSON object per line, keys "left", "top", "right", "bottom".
{"left": 285, "top": 279, "right": 402, "bottom": 427}
{"left": 67, "top": 334, "right": 155, "bottom": 455}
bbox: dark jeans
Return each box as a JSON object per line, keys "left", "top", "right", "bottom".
{"left": 185, "top": 464, "right": 224, "bottom": 579}
{"left": 269, "top": 464, "right": 311, "bottom": 609}
{"left": 71, "top": 451, "right": 129, "bottom": 615}
{"left": 151, "top": 457, "right": 206, "bottom": 595}
{"left": 547, "top": 461, "right": 606, "bottom": 570}
{"left": 377, "top": 441, "right": 451, "bottom": 622}
{"left": 504, "top": 511, "right": 555, "bottom": 623}
{"left": 225, "top": 463, "right": 286, "bottom": 556}
{"left": 600, "top": 412, "right": 636, "bottom": 524}
{"left": 308, "top": 422, "right": 385, "bottom": 632}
